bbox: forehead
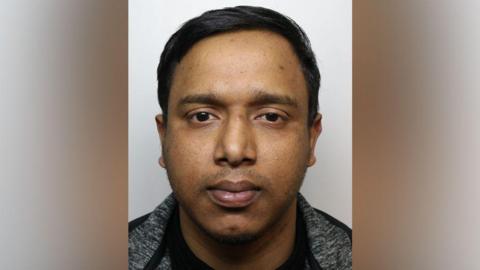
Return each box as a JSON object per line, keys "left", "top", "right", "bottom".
{"left": 169, "top": 30, "right": 308, "bottom": 107}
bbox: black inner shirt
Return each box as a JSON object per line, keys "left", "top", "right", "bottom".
{"left": 165, "top": 206, "right": 308, "bottom": 270}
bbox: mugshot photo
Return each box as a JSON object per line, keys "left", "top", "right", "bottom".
{"left": 129, "top": 1, "right": 351, "bottom": 269}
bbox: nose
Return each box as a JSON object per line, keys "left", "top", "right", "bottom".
{"left": 214, "top": 114, "right": 257, "bottom": 167}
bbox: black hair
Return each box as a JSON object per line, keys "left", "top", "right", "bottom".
{"left": 157, "top": 6, "right": 320, "bottom": 126}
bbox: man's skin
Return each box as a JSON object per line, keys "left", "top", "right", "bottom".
{"left": 155, "top": 30, "right": 322, "bottom": 269}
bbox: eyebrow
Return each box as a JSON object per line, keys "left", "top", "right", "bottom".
{"left": 177, "top": 89, "right": 298, "bottom": 108}
{"left": 249, "top": 90, "right": 298, "bottom": 108}
{"left": 178, "top": 93, "right": 224, "bottom": 107}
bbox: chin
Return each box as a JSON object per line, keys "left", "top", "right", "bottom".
{"left": 198, "top": 218, "right": 264, "bottom": 246}
{"left": 205, "top": 230, "right": 260, "bottom": 245}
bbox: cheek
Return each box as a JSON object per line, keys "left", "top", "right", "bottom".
{"left": 259, "top": 127, "right": 310, "bottom": 163}
{"left": 163, "top": 131, "right": 213, "bottom": 186}
{"left": 256, "top": 131, "right": 310, "bottom": 189}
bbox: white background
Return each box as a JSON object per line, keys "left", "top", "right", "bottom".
{"left": 129, "top": 0, "right": 351, "bottom": 227}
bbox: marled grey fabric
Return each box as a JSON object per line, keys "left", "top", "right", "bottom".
{"left": 297, "top": 195, "right": 352, "bottom": 269}
{"left": 129, "top": 193, "right": 351, "bottom": 270}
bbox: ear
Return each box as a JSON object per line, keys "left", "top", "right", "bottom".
{"left": 155, "top": 114, "right": 167, "bottom": 168}
{"left": 307, "top": 113, "right": 322, "bottom": 167}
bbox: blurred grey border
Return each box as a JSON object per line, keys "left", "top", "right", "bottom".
{"left": 354, "top": 1, "right": 480, "bottom": 269}
{"left": 1, "top": 0, "right": 127, "bottom": 269}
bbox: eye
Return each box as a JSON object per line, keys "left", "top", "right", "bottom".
{"left": 264, "top": 113, "right": 280, "bottom": 122}
{"left": 260, "top": 112, "right": 282, "bottom": 122}
{"left": 189, "top": 111, "right": 215, "bottom": 122}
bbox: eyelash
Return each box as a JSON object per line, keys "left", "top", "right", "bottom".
{"left": 256, "top": 112, "right": 287, "bottom": 122}
{"left": 188, "top": 111, "right": 217, "bottom": 122}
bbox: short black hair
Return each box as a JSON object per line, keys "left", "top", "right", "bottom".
{"left": 157, "top": 6, "right": 320, "bottom": 126}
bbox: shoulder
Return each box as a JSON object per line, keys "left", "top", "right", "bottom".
{"left": 129, "top": 213, "right": 151, "bottom": 233}
{"left": 129, "top": 195, "right": 177, "bottom": 269}
{"left": 310, "top": 209, "right": 352, "bottom": 270}
{"left": 297, "top": 194, "right": 351, "bottom": 269}
{"left": 313, "top": 208, "right": 352, "bottom": 243}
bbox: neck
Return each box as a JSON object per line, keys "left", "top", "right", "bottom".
{"left": 179, "top": 200, "right": 298, "bottom": 270}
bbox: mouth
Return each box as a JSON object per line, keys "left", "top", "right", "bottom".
{"left": 206, "top": 180, "right": 261, "bottom": 209}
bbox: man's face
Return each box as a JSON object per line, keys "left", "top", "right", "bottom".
{"left": 157, "top": 30, "right": 322, "bottom": 243}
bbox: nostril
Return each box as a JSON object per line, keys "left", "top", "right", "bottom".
{"left": 216, "top": 157, "right": 229, "bottom": 165}
{"left": 242, "top": 157, "right": 255, "bottom": 165}
{"left": 215, "top": 156, "right": 255, "bottom": 167}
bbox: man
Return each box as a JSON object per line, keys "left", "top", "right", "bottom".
{"left": 129, "top": 6, "right": 351, "bottom": 270}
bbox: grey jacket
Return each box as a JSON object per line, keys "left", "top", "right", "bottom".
{"left": 129, "top": 193, "right": 351, "bottom": 270}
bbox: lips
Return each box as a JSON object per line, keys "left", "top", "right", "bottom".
{"left": 207, "top": 180, "right": 261, "bottom": 208}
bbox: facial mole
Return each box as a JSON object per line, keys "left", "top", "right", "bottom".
{"left": 279, "top": 65, "right": 285, "bottom": 70}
